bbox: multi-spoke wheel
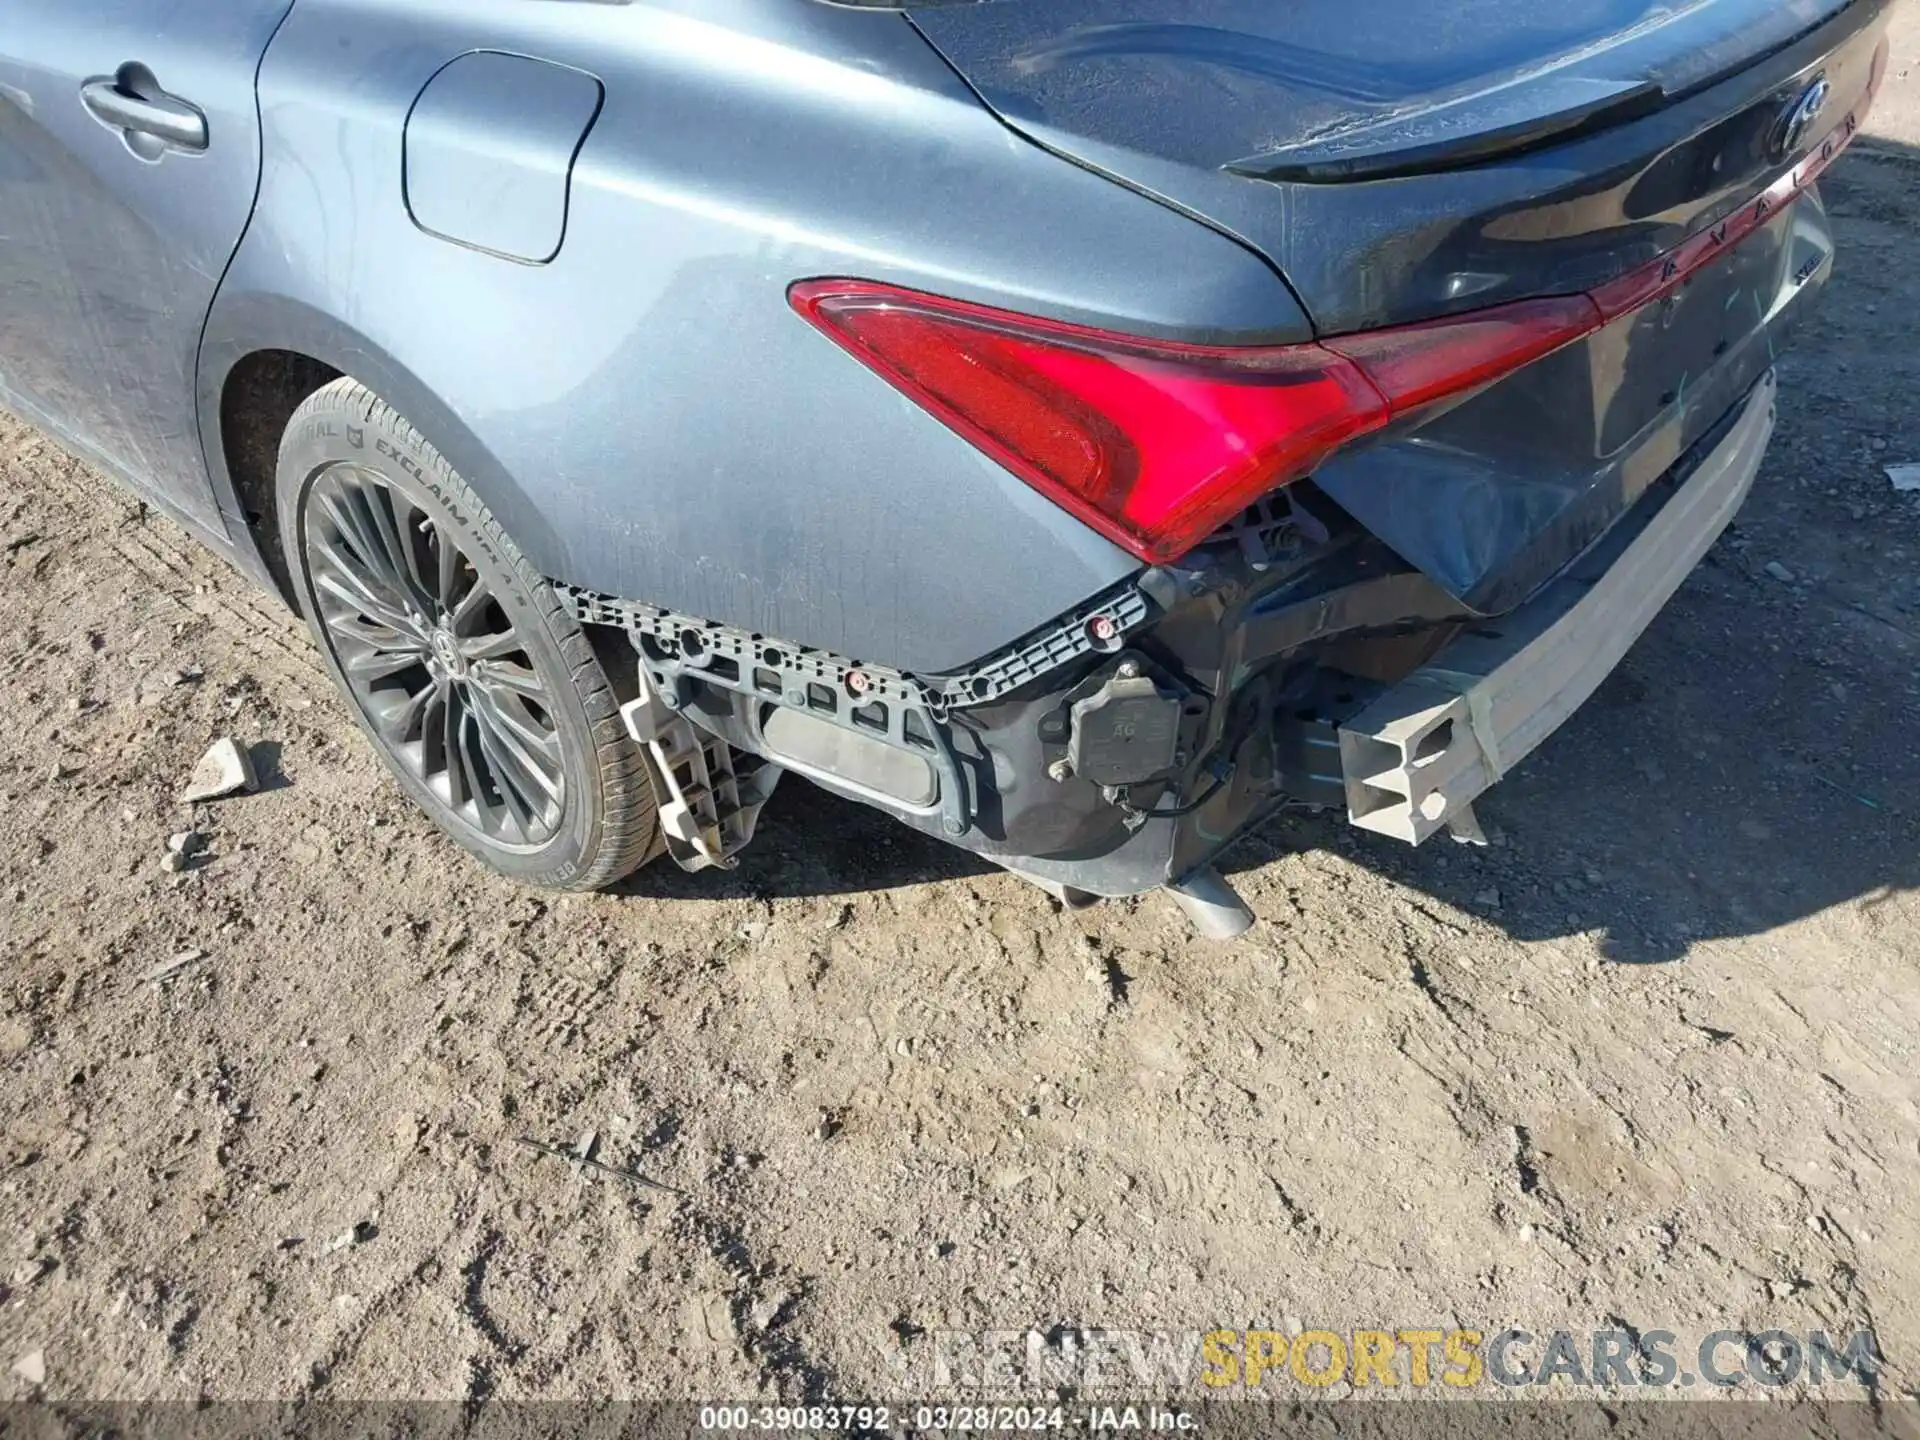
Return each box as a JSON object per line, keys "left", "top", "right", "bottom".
{"left": 305, "top": 463, "right": 566, "bottom": 846}
{"left": 278, "top": 379, "right": 660, "bottom": 889}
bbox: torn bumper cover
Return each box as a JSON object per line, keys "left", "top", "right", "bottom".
{"left": 554, "top": 372, "right": 1775, "bottom": 900}
{"left": 1339, "top": 371, "right": 1776, "bottom": 844}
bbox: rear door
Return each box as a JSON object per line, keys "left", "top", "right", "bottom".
{"left": 0, "top": 0, "right": 294, "bottom": 529}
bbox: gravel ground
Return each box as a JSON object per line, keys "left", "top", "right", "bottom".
{"left": 2, "top": 18, "right": 1919, "bottom": 1414}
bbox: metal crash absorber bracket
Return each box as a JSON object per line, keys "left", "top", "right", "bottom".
{"left": 619, "top": 671, "right": 780, "bottom": 873}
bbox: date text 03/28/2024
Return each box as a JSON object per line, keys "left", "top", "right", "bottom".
{"left": 698, "top": 1405, "right": 1194, "bottom": 1432}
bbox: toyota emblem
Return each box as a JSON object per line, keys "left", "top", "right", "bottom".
{"left": 1776, "top": 76, "right": 1833, "bottom": 159}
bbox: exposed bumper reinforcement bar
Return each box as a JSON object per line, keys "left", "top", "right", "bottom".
{"left": 1337, "top": 371, "right": 1777, "bottom": 845}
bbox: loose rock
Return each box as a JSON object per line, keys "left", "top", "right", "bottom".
{"left": 322, "top": 1221, "right": 374, "bottom": 1254}
{"left": 182, "top": 738, "right": 257, "bottom": 804}
{"left": 10, "top": 1349, "right": 46, "bottom": 1387}
{"left": 1764, "top": 561, "right": 1797, "bottom": 584}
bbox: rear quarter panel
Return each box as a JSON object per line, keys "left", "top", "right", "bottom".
{"left": 201, "top": 0, "right": 1311, "bottom": 673}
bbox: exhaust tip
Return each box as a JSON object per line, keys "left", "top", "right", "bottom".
{"left": 1164, "top": 868, "right": 1256, "bottom": 941}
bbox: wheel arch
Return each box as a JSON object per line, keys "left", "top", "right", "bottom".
{"left": 196, "top": 294, "right": 568, "bottom": 610}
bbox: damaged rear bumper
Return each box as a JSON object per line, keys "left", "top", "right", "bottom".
{"left": 1338, "top": 371, "right": 1775, "bottom": 844}
{"left": 554, "top": 373, "right": 1776, "bottom": 912}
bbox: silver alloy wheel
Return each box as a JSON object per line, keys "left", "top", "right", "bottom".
{"left": 303, "top": 462, "right": 566, "bottom": 846}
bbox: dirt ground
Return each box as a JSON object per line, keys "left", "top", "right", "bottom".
{"left": 3, "top": 20, "right": 1920, "bottom": 1417}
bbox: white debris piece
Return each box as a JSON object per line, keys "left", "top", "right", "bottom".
{"left": 140, "top": 950, "right": 209, "bottom": 985}
{"left": 182, "top": 738, "right": 257, "bottom": 803}
{"left": 322, "top": 1221, "right": 372, "bottom": 1254}
{"left": 1888, "top": 464, "right": 1920, "bottom": 493}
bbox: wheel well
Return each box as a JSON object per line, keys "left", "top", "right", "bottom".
{"left": 219, "top": 349, "right": 342, "bottom": 607}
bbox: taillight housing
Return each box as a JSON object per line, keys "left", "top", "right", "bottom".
{"left": 791, "top": 280, "right": 1594, "bottom": 565}
{"left": 791, "top": 279, "right": 1393, "bottom": 563}
{"left": 789, "top": 53, "right": 1875, "bottom": 565}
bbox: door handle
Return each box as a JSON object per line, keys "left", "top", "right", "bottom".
{"left": 81, "top": 63, "right": 207, "bottom": 156}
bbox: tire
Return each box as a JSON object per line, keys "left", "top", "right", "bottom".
{"left": 276, "top": 377, "right": 661, "bottom": 890}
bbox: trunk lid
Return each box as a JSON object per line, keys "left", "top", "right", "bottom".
{"left": 908, "top": 0, "right": 1853, "bottom": 177}
{"left": 910, "top": 0, "right": 1892, "bottom": 617}
{"left": 907, "top": 0, "right": 1890, "bottom": 332}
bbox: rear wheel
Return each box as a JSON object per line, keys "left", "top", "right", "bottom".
{"left": 277, "top": 378, "right": 660, "bottom": 889}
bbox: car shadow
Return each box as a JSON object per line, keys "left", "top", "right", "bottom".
{"left": 619, "top": 145, "right": 1920, "bottom": 966}
{"left": 609, "top": 780, "right": 998, "bottom": 907}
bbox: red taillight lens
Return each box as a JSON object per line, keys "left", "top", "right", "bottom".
{"left": 1320, "top": 295, "right": 1603, "bottom": 414}
{"left": 790, "top": 279, "right": 1390, "bottom": 564}
{"left": 791, "top": 280, "right": 1597, "bottom": 564}
{"left": 792, "top": 71, "right": 1874, "bottom": 564}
